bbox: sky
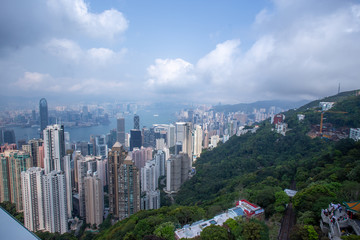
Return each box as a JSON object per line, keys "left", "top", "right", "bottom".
{"left": 1, "top": 0, "right": 360, "bottom": 105}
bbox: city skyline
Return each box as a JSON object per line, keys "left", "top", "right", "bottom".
{"left": 1, "top": 0, "right": 360, "bottom": 105}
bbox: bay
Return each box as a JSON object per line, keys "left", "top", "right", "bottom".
{"left": 11, "top": 108, "right": 177, "bottom": 143}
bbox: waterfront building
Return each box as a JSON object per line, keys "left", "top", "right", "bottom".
{"left": 116, "top": 118, "right": 125, "bottom": 146}
{"left": 39, "top": 98, "right": 48, "bottom": 138}
{"left": 3, "top": 129, "right": 16, "bottom": 144}
{"left": 134, "top": 115, "right": 140, "bottom": 130}
{"left": 130, "top": 129, "right": 142, "bottom": 151}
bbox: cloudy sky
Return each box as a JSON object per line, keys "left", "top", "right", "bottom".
{"left": 1, "top": 0, "right": 360, "bottom": 105}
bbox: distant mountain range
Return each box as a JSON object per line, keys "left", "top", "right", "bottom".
{"left": 212, "top": 99, "right": 310, "bottom": 114}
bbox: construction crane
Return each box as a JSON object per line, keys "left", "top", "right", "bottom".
{"left": 319, "top": 111, "right": 347, "bottom": 135}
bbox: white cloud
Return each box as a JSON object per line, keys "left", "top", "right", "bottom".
{"left": 15, "top": 72, "right": 52, "bottom": 90}
{"left": 147, "top": 58, "right": 196, "bottom": 89}
{"left": 197, "top": 40, "right": 241, "bottom": 84}
{"left": 146, "top": 2, "right": 360, "bottom": 103}
{"left": 86, "top": 48, "right": 127, "bottom": 65}
{"left": 45, "top": 39, "right": 82, "bottom": 61}
{"left": 47, "top": 0, "right": 128, "bottom": 39}
{"left": 14, "top": 71, "right": 127, "bottom": 97}
{"left": 45, "top": 38, "right": 126, "bottom": 65}
{"left": 69, "top": 78, "right": 126, "bottom": 95}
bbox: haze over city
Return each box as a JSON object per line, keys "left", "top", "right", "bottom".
{"left": 1, "top": 0, "right": 360, "bottom": 105}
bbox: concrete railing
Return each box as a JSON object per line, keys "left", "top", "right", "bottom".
{"left": 320, "top": 220, "right": 330, "bottom": 234}
{"left": 338, "top": 219, "right": 349, "bottom": 228}
{"left": 321, "top": 211, "right": 330, "bottom": 224}
{"left": 349, "top": 220, "right": 360, "bottom": 235}
{"left": 329, "top": 220, "right": 341, "bottom": 238}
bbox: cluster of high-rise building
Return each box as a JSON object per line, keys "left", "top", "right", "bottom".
{"left": 1, "top": 98, "right": 280, "bottom": 235}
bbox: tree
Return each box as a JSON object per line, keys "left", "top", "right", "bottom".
{"left": 224, "top": 218, "right": 242, "bottom": 239}
{"left": 200, "top": 225, "right": 229, "bottom": 240}
{"left": 290, "top": 225, "right": 318, "bottom": 240}
{"left": 153, "top": 222, "right": 175, "bottom": 240}
{"left": 274, "top": 191, "right": 290, "bottom": 214}
{"left": 242, "top": 220, "right": 266, "bottom": 240}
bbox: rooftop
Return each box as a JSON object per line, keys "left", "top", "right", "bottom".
{"left": 175, "top": 199, "right": 263, "bottom": 239}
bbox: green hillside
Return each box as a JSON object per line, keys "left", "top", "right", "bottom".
{"left": 297, "top": 89, "right": 359, "bottom": 111}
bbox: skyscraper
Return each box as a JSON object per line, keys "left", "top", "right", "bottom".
{"left": 39, "top": 98, "right": 48, "bottom": 138}
{"left": 43, "top": 170, "right": 68, "bottom": 234}
{"left": 141, "top": 158, "right": 160, "bottom": 210}
{"left": 21, "top": 167, "right": 45, "bottom": 232}
{"left": 192, "top": 125, "right": 203, "bottom": 159}
{"left": 22, "top": 168, "right": 69, "bottom": 234}
{"left": 130, "top": 129, "right": 142, "bottom": 151}
{"left": 154, "top": 150, "right": 166, "bottom": 177}
{"left": 43, "top": 124, "right": 65, "bottom": 174}
{"left": 176, "top": 122, "right": 193, "bottom": 160}
{"left": 116, "top": 117, "right": 125, "bottom": 146}
{"left": 22, "top": 139, "right": 43, "bottom": 167}
{"left": 94, "top": 135, "right": 108, "bottom": 158}
{"left": 77, "top": 154, "right": 100, "bottom": 218}
{"left": 134, "top": 114, "right": 140, "bottom": 130}
{"left": 84, "top": 171, "right": 104, "bottom": 226}
{"left": 118, "top": 155, "right": 140, "bottom": 220}
{"left": 165, "top": 153, "right": 191, "bottom": 193}
{"left": 0, "top": 150, "right": 31, "bottom": 211}
{"left": 203, "top": 130, "right": 209, "bottom": 149}
{"left": 64, "top": 155, "right": 72, "bottom": 219}
{"left": 108, "top": 142, "right": 140, "bottom": 220}
{"left": 108, "top": 142, "right": 126, "bottom": 219}
{"left": 3, "top": 129, "right": 16, "bottom": 144}
{"left": 167, "top": 124, "right": 176, "bottom": 148}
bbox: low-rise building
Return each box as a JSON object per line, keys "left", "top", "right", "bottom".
{"left": 349, "top": 128, "right": 360, "bottom": 141}
{"left": 174, "top": 199, "right": 264, "bottom": 239}
{"left": 275, "top": 123, "right": 288, "bottom": 136}
{"left": 319, "top": 102, "right": 335, "bottom": 111}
